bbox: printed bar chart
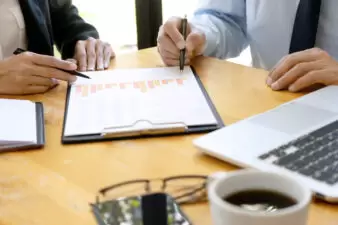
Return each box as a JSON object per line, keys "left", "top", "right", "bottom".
{"left": 75, "top": 78, "right": 187, "bottom": 97}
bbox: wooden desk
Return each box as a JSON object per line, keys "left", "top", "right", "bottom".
{"left": 0, "top": 48, "right": 336, "bottom": 225}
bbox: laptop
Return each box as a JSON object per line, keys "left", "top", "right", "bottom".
{"left": 193, "top": 85, "right": 338, "bottom": 202}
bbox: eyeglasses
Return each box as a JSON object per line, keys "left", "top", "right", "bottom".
{"left": 95, "top": 175, "right": 208, "bottom": 205}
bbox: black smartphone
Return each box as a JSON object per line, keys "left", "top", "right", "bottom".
{"left": 91, "top": 192, "right": 193, "bottom": 225}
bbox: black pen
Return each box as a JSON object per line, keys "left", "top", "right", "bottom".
{"left": 13, "top": 48, "right": 91, "bottom": 79}
{"left": 179, "top": 15, "right": 188, "bottom": 72}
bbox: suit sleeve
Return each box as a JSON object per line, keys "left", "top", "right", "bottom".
{"left": 49, "top": 0, "right": 100, "bottom": 59}
{"left": 189, "top": 0, "right": 247, "bottom": 59}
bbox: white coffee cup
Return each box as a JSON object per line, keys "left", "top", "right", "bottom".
{"left": 208, "top": 170, "right": 312, "bottom": 225}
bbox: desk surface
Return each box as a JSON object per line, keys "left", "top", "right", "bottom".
{"left": 0, "top": 48, "right": 337, "bottom": 225}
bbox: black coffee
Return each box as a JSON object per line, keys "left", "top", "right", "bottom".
{"left": 223, "top": 189, "right": 297, "bottom": 212}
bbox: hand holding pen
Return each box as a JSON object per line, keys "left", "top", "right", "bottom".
{"left": 13, "top": 48, "right": 90, "bottom": 79}
{"left": 0, "top": 49, "right": 87, "bottom": 95}
{"left": 157, "top": 16, "right": 206, "bottom": 68}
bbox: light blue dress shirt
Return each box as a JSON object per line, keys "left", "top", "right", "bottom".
{"left": 189, "top": 0, "right": 338, "bottom": 70}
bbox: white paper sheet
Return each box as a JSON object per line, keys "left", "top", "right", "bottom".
{"left": 0, "top": 99, "right": 36, "bottom": 148}
{"left": 64, "top": 66, "right": 218, "bottom": 136}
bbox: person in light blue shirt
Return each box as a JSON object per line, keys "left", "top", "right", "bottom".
{"left": 157, "top": 0, "right": 338, "bottom": 92}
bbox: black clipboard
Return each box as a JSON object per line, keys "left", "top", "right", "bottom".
{"left": 0, "top": 102, "right": 45, "bottom": 152}
{"left": 61, "top": 66, "right": 224, "bottom": 144}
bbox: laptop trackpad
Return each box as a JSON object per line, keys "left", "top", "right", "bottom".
{"left": 249, "top": 102, "right": 337, "bottom": 135}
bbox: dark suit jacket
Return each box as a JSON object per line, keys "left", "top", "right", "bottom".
{"left": 18, "top": 0, "right": 99, "bottom": 59}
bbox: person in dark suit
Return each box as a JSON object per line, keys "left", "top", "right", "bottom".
{"left": 0, "top": 0, "right": 114, "bottom": 95}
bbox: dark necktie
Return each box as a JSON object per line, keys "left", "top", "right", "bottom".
{"left": 289, "top": 0, "right": 322, "bottom": 53}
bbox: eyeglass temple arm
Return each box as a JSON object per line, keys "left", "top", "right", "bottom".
{"left": 174, "top": 184, "right": 207, "bottom": 201}
{"left": 163, "top": 175, "right": 208, "bottom": 182}
{"left": 99, "top": 179, "right": 150, "bottom": 195}
{"left": 99, "top": 175, "right": 207, "bottom": 194}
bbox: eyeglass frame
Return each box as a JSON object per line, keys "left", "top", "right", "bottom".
{"left": 95, "top": 174, "right": 209, "bottom": 205}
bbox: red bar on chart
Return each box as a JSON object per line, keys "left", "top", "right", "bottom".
{"left": 91, "top": 84, "right": 97, "bottom": 94}
{"left": 148, "top": 80, "right": 155, "bottom": 88}
{"left": 133, "top": 82, "right": 139, "bottom": 88}
{"left": 76, "top": 85, "right": 82, "bottom": 94}
{"left": 176, "top": 78, "right": 185, "bottom": 85}
{"left": 105, "top": 84, "right": 112, "bottom": 89}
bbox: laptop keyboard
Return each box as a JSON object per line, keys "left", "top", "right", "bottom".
{"left": 259, "top": 119, "right": 338, "bottom": 186}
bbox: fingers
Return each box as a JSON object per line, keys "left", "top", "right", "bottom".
{"left": 290, "top": 69, "right": 338, "bottom": 92}
{"left": 30, "top": 65, "right": 77, "bottom": 82}
{"left": 288, "top": 70, "right": 338, "bottom": 92}
{"left": 157, "top": 31, "right": 180, "bottom": 57}
{"left": 74, "top": 39, "right": 114, "bottom": 71}
{"left": 162, "top": 16, "right": 190, "bottom": 50}
{"left": 66, "top": 58, "right": 77, "bottom": 65}
{"left": 158, "top": 47, "right": 190, "bottom": 66}
{"left": 74, "top": 40, "right": 87, "bottom": 71}
{"left": 0, "top": 72, "right": 57, "bottom": 94}
{"left": 160, "top": 48, "right": 180, "bottom": 60}
{"left": 103, "top": 43, "right": 114, "bottom": 69}
{"left": 157, "top": 26, "right": 180, "bottom": 66}
{"left": 160, "top": 58, "right": 190, "bottom": 66}
{"left": 85, "top": 37, "right": 97, "bottom": 71}
{"left": 95, "top": 40, "right": 104, "bottom": 70}
{"left": 268, "top": 48, "right": 329, "bottom": 85}
{"left": 26, "top": 52, "right": 77, "bottom": 71}
{"left": 270, "top": 60, "right": 325, "bottom": 91}
{"left": 27, "top": 75, "right": 57, "bottom": 87}
{"left": 267, "top": 48, "right": 338, "bottom": 92}
{"left": 158, "top": 17, "right": 205, "bottom": 66}
{"left": 158, "top": 47, "right": 178, "bottom": 66}
{"left": 10, "top": 75, "right": 53, "bottom": 94}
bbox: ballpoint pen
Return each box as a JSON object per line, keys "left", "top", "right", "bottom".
{"left": 179, "top": 15, "right": 188, "bottom": 72}
{"left": 13, "top": 48, "right": 91, "bottom": 79}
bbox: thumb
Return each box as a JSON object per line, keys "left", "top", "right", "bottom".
{"left": 186, "top": 29, "right": 206, "bottom": 57}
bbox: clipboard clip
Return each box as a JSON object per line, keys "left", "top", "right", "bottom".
{"left": 101, "top": 120, "right": 188, "bottom": 138}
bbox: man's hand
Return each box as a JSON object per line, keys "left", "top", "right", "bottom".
{"left": 73, "top": 37, "right": 115, "bottom": 71}
{"left": 267, "top": 48, "right": 338, "bottom": 92}
{"left": 157, "top": 16, "right": 206, "bottom": 66}
{"left": 0, "top": 52, "right": 77, "bottom": 95}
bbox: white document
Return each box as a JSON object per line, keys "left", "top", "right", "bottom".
{"left": 64, "top": 66, "right": 218, "bottom": 136}
{"left": 0, "top": 98, "right": 37, "bottom": 150}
